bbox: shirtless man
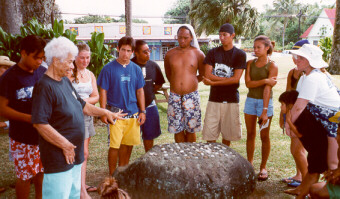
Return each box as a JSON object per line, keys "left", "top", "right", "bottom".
{"left": 164, "top": 25, "right": 205, "bottom": 143}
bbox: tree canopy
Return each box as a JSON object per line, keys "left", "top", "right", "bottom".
{"left": 189, "top": 0, "right": 260, "bottom": 38}
{"left": 164, "top": 0, "right": 190, "bottom": 24}
{"left": 72, "top": 14, "right": 148, "bottom": 24}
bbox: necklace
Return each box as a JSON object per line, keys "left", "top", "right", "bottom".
{"left": 79, "top": 70, "right": 86, "bottom": 78}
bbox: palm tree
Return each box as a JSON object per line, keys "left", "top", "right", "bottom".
{"left": 189, "top": 0, "right": 260, "bottom": 38}
{"left": 267, "top": 0, "right": 300, "bottom": 50}
{"left": 328, "top": 0, "right": 340, "bottom": 74}
{"left": 125, "top": 0, "right": 132, "bottom": 36}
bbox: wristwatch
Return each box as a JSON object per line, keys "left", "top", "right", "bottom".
{"left": 140, "top": 110, "right": 146, "bottom": 114}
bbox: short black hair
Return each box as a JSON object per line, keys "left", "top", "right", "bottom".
{"left": 20, "top": 35, "right": 46, "bottom": 55}
{"left": 135, "top": 40, "right": 147, "bottom": 52}
{"left": 279, "top": 90, "right": 299, "bottom": 105}
{"left": 118, "top": 36, "right": 135, "bottom": 51}
{"left": 177, "top": 26, "right": 193, "bottom": 37}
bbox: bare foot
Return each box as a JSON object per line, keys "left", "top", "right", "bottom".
{"left": 284, "top": 188, "right": 300, "bottom": 195}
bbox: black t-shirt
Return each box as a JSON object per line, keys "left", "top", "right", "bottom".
{"left": 131, "top": 57, "right": 165, "bottom": 107}
{"left": 0, "top": 64, "right": 46, "bottom": 145}
{"left": 31, "top": 75, "right": 86, "bottom": 173}
{"left": 204, "top": 46, "right": 246, "bottom": 103}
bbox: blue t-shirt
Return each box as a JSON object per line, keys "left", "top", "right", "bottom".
{"left": 0, "top": 64, "right": 46, "bottom": 145}
{"left": 97, "top": 60, "right": 145, "bottom": 115}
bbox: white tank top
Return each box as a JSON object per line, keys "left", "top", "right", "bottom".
{"left": 72, "top": 69, "right": 93, "bottom": 100}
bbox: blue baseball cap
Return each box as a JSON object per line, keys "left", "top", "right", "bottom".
{"left": 292, "top": 40, "right": 309, "bottom": 50}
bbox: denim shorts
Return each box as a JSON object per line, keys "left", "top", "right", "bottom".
{"left": 243, "top": 97, "right": 274, "bottom": 117}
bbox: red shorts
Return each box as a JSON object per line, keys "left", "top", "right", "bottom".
{"left": 10, "top": 138, "right": 44, "bottom": 180}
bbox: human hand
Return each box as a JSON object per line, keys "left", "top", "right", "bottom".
{"left": 0, "top": 122, "right": 7, "bottom": 128}
{"left": 138, "top": 113, "right": 146, "bottom": 125}
{"left": 323, "top": 169, "right": 340, "bottom": 184}
{"left": 265, "top": 77, "right": 277, "bottom": 87}
{"left": 100, "top": 115, "right": 109, "bottom": 124}
{"left": 202, "top": 76, "right": 213, "bottom": 85}
{"left": 259, "top": 112, "right": 268, "bottom": 126}
{"left": 62, "top": 142, "right": 76, "bottom": 164}
{"left": 106, "top": 110, "right": 127, "bottom": 124}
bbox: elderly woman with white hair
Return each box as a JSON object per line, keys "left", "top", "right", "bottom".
{"left": 31, "top": 37, "right": 126, "bottom": 199}
{"left": 284, "top": 44, "right": 340, "bottom": 198}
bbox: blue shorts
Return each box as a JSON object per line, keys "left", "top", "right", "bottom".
{"left": 243, "top": 97, "right": 274, "bottom": 117}
{"left": 43, "top": 163, "right": 82, "bottom": 199}
{"left": 141, "top": 101, "right": 162, "bottom": 140}
{"left": 167, "top": 91, "right": 202, "bottom": 134}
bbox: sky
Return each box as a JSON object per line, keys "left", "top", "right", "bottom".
{"left": 55, "top": 0, "right": 336, "bottom": 24}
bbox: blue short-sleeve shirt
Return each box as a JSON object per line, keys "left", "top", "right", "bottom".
{"left": 97, "top": 60, "right": 145, "bottom": 115}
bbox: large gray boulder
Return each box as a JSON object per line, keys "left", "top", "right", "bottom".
{"left": 114, "top": 142, "right": 256, "bottom": 199}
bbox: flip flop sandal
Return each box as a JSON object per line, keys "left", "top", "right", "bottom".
{"left": 287, "top": 179, "right": 301, "bottom": 187}
{"left": 281, "top": 177, "right": 294, "bottom": 183}
{"left": 86, "top": 186, "right": 97, "bottom": 192}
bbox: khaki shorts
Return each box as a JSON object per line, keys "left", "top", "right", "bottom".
{"left": 202, "top": 102, "right": 242, "bottom": 141}
{"left": 109, "top": 117, "right": 141, "bottom": 149}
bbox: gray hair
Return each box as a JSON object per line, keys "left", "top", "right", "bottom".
{"left": 44, "top": 37, "right": 78, "bottom": 66}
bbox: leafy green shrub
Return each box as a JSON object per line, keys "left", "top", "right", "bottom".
{"left": 0, "top": 18, "right": 113, "bottom": 76}
{"left": 87, "top": 32, "right": 114, "bottom": 78}
{"left": 200, "top": 42, "right": 220, "bottom": 55}
{"left": 319, "top": 37, "right": 332, "bottom": 63}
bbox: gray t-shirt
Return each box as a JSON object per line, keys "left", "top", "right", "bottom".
{"left": 32, "top": 75, "right": 85, "bottom": 173}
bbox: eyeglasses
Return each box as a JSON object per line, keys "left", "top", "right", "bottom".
{"left": 292, "top": 54, "right": 305, "bottom": 60}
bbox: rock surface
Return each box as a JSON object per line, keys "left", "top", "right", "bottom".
{"left": 114, "top": 142, "right": 256, "bottom": 199}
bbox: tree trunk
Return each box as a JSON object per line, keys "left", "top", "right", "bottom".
{"left": 190, "top": 0, "right": 195, "bottom": 29}
{"left": 329, "top": 0, "right": 340, "bottom": 74}
{"left": 0, "top": 0, "right": 23, "bottom": 34}
{"left": 125, "top": 0, "right": 132, "bottom": 37}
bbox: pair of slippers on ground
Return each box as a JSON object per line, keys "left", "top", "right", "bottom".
{"left": 86, "top": 185, "right": 97, "bottom": 192}
{"left": 281, "top": 177, "right": 301, "bottom": 187}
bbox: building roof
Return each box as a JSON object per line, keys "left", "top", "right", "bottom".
{"left": 300, "top": 24, "right": 314, "bottom": 38}
{"left": 325, "top": 8, "right": 336, "bottom": 27}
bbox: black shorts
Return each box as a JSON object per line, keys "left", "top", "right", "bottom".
{"left": 294, "top": 107, "right": 328, "bottom": 174}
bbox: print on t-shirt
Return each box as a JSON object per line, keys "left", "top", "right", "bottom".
{"left": 121, "top": 74, "right": 131, "bottom": 82}
{"left": 16, "top": 86, "right": 33, "bottom": 101}
{"left": 213, "top": 63, "right": 234, "bottom": 78}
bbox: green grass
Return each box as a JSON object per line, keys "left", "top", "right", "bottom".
{"left": 1, "top": 53, "right": 340, "bottom": 198}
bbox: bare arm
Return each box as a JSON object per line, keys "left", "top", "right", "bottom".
{"left": 33, "top": 123, "right": 76, "bottom": 164}
{"left": 0, "top": 96, "right": 31, "bottom": 123}
{"left": 286, "top": 69, "right": 294, "bottom": 91}
{"left": 164, "top": 53, "right": 171, "bottom": 82}
{"left": 84, "top": 71, "right": 99, "bottom": 105}
{"left": 197, "top": 50, "right": 205, "bottom": 82}
{"left": 136, "top": 87, "right": 146, "bottom": 125}
{"left": 245, "top": 60, "right": 277, "bottom": 88}
{"left": 203, "top": 69, "right": 244, "bottom": 86}
{"left": 290, "top": 98, "right": 309, "bottom": 123}
{"left": 99, "top": 88, "right": 108, "bottom": 124}
{"left": 259, "top": 62, "right": 278, "bottom": 125}
{"left": 286, "top": 110, "right": 302, "bottom": 137}
{"left": 204, "top": 64, "right": 225, "bottom": 81}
